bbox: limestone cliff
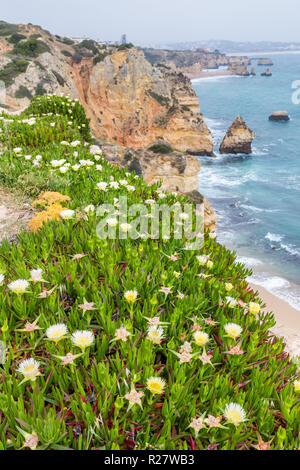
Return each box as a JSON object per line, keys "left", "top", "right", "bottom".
{"left": 0, "top": 22, "right": 214, "bottom": 156}
{"left": 220, "top": 116, "right": 255, "bottom": 154}
{"left": 91, "top": 143, "right": 217, "bottom": 232}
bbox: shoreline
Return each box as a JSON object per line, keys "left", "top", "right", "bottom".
{"left": 250, "top": 282, "right": 300, "bottom": 357}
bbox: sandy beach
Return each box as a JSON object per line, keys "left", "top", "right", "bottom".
{"left": 250, "top": 282, "right": 300, "bottom": 357}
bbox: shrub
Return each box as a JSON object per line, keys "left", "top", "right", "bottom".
{"left": 148, "top": 143, "right": 173, "bottom": 154}
{"left": 147, "top": 89, "right": 170, "bottom": 107}
{"left": 35, "top": 82, "right": 47, "bottom": 96}
{"left": 0, "top": 58, "right": 29, "bottom": 87}
{"left": 15, "top": 85, "right": 32, "bottom": 99}
{"left": 13, "top": 39, "right": 50, "bottom": 57}
{"left": 7, "top": 33, "right": 26, "bottom": 44}
{"left": 117, "top": 42, "right": 134, "bottom": 51}
{"left": 71, "top": 53, "right": 83, "bottom": 64}
{"left": 61, "top": 37, "right": 74, "bottom": 45}
{"left": 93, "top": 52, "right": 108, "bottom": 65}
{"left": 0, "top": 21, "right": 19, "bottom": 37}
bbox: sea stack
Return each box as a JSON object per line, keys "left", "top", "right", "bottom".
{"left": 219, "top": 116, "right": 255, "bottom": 154}
{"left": 261, "top": 68, "right": 272, "bottom": 76}
{"left": 269, "top": 111, "right": 290, "bottom": 121}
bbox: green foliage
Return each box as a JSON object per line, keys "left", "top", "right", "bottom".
{"left": 25, "top": 95, "right": 91, "bottom": 140}
{"left": 117, "top": 43, "right": 134, "bottom": 51}
{"left": 75, "top": 40, "right": 99, "bottom": 56}
{"left": 7, "top": 33, "right": 26, "bottom": 44}
{"left": 35, "top": 82, "right": 47, "bottom": 96}
{"left": 147, "top": 89, "right": 170, "bottom": 107}
{"left": 148, "top": 143, "right": 173, "bottom": 154}
{"left": 61, "top": 50, "right": 72, "bottom": 57}
{"left": 0, "top": 21, "right": 19, "bottom": 37}
{"left": 13, "top": 38, "right": 50, "bottom": 57}
{"left": 15, "top": 85, "right": 32, "bottom": 99}
{"left": 0, "top": 58, "right": 29, "bottom": 87}
{"left": 93, "top": 52, "right": 108, "bottom": 65}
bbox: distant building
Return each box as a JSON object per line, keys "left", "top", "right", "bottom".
{"left": 121, "top": 34, "right": 127, "bottom": 45}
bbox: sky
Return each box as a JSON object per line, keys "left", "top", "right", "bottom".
{"left": 1, "top": 0, "right": 300, "bottom": 45}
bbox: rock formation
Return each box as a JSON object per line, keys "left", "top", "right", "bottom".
{"left": 219, "top": 116, "right": 255, "bottom": 154}
{"left": 257, "top": 58, "right": 273, "bottom": 66}
{"left": 92, "top": 143, "right": 217, "bottom": 232}
{"left": 269, "top": 111, "right": 290, "bottom": 121}
{"left": 0, "top": 22, "right": 214, "bottom": 156}
{"left": 261, "top": 69, "right": 272, "bottom": 76}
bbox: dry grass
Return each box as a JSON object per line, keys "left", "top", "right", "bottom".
{"left": 0, "top": 187, "right": 32, "bottom": 243}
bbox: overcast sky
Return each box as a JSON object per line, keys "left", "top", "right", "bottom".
{"left": 2, "top": 0, "right": 300, "bottom": 44}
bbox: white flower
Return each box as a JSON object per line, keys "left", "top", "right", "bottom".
{"left": 70, "top": 140, "right": 81, "bottom": 147}
{"left": 51, "top": 159, "right": 66, "bottom": 167}
{"left": 96, "top": 182, "right": 108, "bottom": 191}
{"left": 18, "top": 358, "right": 40, "bottom": 381}
{"left": 107, "top": 218, "right": 118, "bottom": 227}
{"left": 119, "top": 179, "right": 128, "bottom": 186}
{"left": 35, "top": 155, "right": 42, "bottom": 161}
{"left": 179, "top": 213, "right": 189, "bottom": 220}
{"left": 13, "top": 147, "right": 22, "bottom": 154}
{"left": 59, "top": 166, "right": 69, "bottom": 174}
{"left": 46, "top": 324, "right": 68, "bottom": 343}
{"left": 60, "top": 210, "right": 75, "bottom": 220}
{"left": 24, "top": 155, "right": 32, "bottom": 160}
{"left": 120, "top": 223, "right": 131, "bottom": 232}
{"left": 0, "top": 274, "right": 4, "bottom": 285}
{"left": 226, "top": 296, "right": 238, "bottom": 308}
{"left": 224, "top": 403, "right": 246, "bottom": 426}
{"left": 8, "top": 279, "right": 29, "bottom": 294}
{"left": 147, "top": 326, "right": 165, "bottom": 344}
{"left": 71, "top": 330, "right": 94, "bottom": 349}
{"left": 158, "top": 192, "right": 167, "bottom": 199}
{"left": 94, "top": 155, "right": 101, "bottom": 161}
{"left": 193, "top": 331, "right": 209, "bottom": 347}
{"left": 126, "top": 185, "right": 135, "bottom": 192}
{"left": 196, "top": 255, "right": 208, "bottom": 266}
{"left": 115, "top": 327, "right": 131, "bottom": 342}
{"left": 224, "top": 322, "right": 242, "bottom": 339}
{"left": 124, "top": 290, "right": 138, "bottom": 302}
{"left": 96, "top": 165, "right": 103, "bottom": 171}
{"left": 84, "top": 205, "right": 95, "bottom": 214}
{"left": 72, "top": 164, "right": 81, "bottom": 171}
{"left": 30, "top": 269, "right": 44, "bottom": 282}
{"left": 110, "top": 182, "right": 119, "bottom": 189}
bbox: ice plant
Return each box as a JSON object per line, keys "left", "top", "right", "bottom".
{"left": 46, "top": 324, "right": 68, "bottom": 343}
{"left": 8, "top": 279, "right": 29, "bottom": 294}
{"left": 224, "top": 403, "right": 246, "bottom": 426}
{"left": 147, "top": 326, "right": 165, "bottom": 345}
{"left": 294, "top": 380, "right": 300, "bottom": 392}
{"left": 30, "top": 268, "right": 45, "bottom": 282}
{"left": 60, "top": 209, "right": 75, "bottom": 219}
{"left": 189, "top": 416, "right": 205, "bottom": 436}
{"left": 125, "top": 388, "right": 144, "bottom": 409}
{"left": 248, "top": 302, "right": 261, "bottom": 315}
{"left": 224, "top": 323, "right": 243, "bottom": 339}
{"left": 17, "top": 358, "right": 41, "bottom": 382}
{"left": 124, "top": 290, "right": 138, "bottom": 303}
{"left": 114, "top": 326, "right": 132, "bottom": 342}
{"left": 53, "top": 352, "right": 82, "bottom": 365}
{"left": 71, "top": 330, "right": 94, "bottom": 350}
{"left": 146, "top": 377, "right": 166, "bottom": 395}
{"left": 193, "top": 330, "right": 209, "bottom": 347}
{"left": 225, "top": 283, "right": 233, "bottom": 291}
{"left": 226, "top": 296, "right": 238, "bottom": 308}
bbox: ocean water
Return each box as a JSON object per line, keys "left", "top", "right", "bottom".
{"left": 192, "top": 53, "right": 300, "bottom": 309}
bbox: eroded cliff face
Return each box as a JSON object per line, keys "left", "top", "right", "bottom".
{"left": 0, "top": 25, "right": 213, "bottom": 156}
{"left": 75, "top": 49, "right": 213, "bottom": 155}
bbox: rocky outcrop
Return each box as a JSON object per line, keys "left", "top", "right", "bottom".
{"left": 228, "top": 62, "right": 249, "bottom": 76}
{"left": 261, "top": 69, "right": 272, "bottom": 76}
{"left": 257, "top": 58, "right": 273, "bottom": 66}
{"left": 220, "top": 116, "right": 255, "bottom": 154}
{"left": 83, "top": 49, "right": 214, "bottom": 155}
{"left": 269, "top": 111, "right": 290, "bottom": 121}
{"left": 92, "top": 143, "right": 217, "bottom": 232}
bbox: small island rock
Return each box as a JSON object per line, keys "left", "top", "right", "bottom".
{"left": 269, "top": 111, "right": 290, "bottom": 121}
{"left": 219, "top": 116, "right": 255, "bottom": 154}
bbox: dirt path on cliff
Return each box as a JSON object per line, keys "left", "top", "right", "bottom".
{"left": 0, "top": 188, "right": 32, "bottom": 243}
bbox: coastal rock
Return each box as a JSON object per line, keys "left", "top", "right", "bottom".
{"left": 261, "top": 68, "right": 272, "bottom": 76}
{"left": 99, "top": 142, "right": 217, "bottom": 231}
{"left": 269, "top": 111, "right": 290, "bottom": 121}
{"left": 228, "top": 62, "right": 250, "bottom": 76}
{"left": 257, "top": 58, "right": 273, "bottom": 66}
{"left": 219, "top": 116, "right": 255, "bottom": 154}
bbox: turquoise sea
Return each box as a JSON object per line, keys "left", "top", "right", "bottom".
{"left": 192, "top": 53, "right": 300, "bottom": 309}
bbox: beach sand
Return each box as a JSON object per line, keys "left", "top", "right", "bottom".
{"left": 250, "top": 282, "right": 300, "bottom": 357}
